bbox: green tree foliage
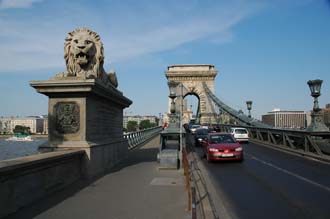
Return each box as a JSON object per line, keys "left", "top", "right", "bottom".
{"left": 139, "top": 120, "right": 157, "bottom": 130}
{"left": 13, "top": 125, "right": 31, "bottom": 134}
{"left": 127, "top": 121, "right": 138, "bottom": 132}
{"left": 139, "top": 120, "right": 151, "bottom": 130}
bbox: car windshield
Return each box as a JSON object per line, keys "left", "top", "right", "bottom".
{"left": 210, "top": 135, "right": 235, "bottom": 144}
{"left": 196, "top": 129, "right": 208, "bottom": 135}
{"left": 235, "top": 129, "right": 247, "bottom": 134}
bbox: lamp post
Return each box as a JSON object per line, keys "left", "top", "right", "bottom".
{"left": 179, "top": 83, "right": 184, "bottom": 161}
{"left": 159, "top": 81, "right": 185, "bottom": 170}
{"left": 167, "top": 81, "right": 180, "bottom": 127}
{"left": 306, "top": 79, "right": 329, "bottom": 132}
{"left": 246, "top": 101, "right": 253, "bottom": 118}
{"left": 169, "top": 90, "right": 176, "bottom": 114}
{"left": 308, "top": 79, "right": 322, "bottom": 112}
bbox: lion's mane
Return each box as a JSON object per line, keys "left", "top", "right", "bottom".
{"left": 61, "top": 27, "right": 117, "bottom": 87}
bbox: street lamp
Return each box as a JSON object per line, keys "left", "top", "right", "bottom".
{"left": 160, "top": 81, "right": 185, "bottom": 170}
{"left": 306, "top": 79, "right": 329, "bottom": 132}
{"left": 168, "top": 81, "right": 178, "bottom": 114}
{"left": 169, "top": 90, "right": 177, "bottom": 114}
{"left": 246, "top": 101, "right": 253, "bottom": 118}
{"left": 307, "top": 79, "right": 322, "bottom": 112}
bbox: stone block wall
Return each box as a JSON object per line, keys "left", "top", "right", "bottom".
{"left": 0, "top": 150, "right": 84, "bottom": 218}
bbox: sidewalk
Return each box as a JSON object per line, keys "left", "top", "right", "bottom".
{"left": 8, "top": 136, "right": 191, "bottom": 219}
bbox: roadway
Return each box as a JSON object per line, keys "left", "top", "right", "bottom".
{"left": 197, "top": 141, "right": 330, "bottom": 219}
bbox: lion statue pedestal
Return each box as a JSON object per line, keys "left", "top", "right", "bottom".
{"left": 30, "top": 28, "right": 132, "bottom": 178}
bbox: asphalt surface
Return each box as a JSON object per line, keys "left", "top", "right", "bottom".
{"left": 197, "top": 142, "right": 330, "bottom": 219}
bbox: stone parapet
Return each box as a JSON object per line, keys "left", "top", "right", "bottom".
{"left": 0, "top": 150, "right": 84, "bottom": 218}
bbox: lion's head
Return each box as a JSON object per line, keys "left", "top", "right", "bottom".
{"left": 64, "top": 28, "right": 104, "bottom": 78}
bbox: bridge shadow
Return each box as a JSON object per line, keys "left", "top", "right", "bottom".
{"left": 105, "top": 146, "right": 159, "bottom": 173}
{"left": 5, "top": 144, "right": 159, "bottom": 219}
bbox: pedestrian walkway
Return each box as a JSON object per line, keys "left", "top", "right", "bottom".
{"left": 8, "top": 136, "right": 191, "bottom": 219}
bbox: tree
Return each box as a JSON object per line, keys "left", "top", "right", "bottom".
{"left": 139, "top": 120, "right": 157, "bottom": 130}
{"left": 127, "top": 121, "right": 138, "bottom": 132}
{"left": 155, "top": 117, "right": 160, "bottom": 126}
{"left": 13, "top": 125, "right": 31, "bottom": 134}
{"left": 139, "top": 120, "right": 151, "bottom": 130}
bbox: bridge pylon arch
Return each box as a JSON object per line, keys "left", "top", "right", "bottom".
{"left": 165, "top": 64, "right": 218, "bottom": 125}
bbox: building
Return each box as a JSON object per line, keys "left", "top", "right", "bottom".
{"left": 0, "top": 116, "right": 45, "bottom": 134}
{"left": 321, "top": 104, "right": 330, "bottom": 128}
{"left": 0, "top": 118, "right": 12, "bottom": 134}
{"left": 42, "top": 116, "right": 49, "bottom": 134}
{"left": 262, "top": 109, "right": 306, "bottom": 129}
{"left": 123, "top": 115, "right": 158, "bottom": 129}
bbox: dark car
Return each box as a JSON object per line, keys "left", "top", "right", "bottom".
{"left": 190, "top": 124, "right": 201, "bottom": 134}
{"left": 201, "top": 133, "right": 244, "bottom": 162}
{"left": 211, "top": 124, "right": 221, "bottom": 132}
{"left": 194, "top": 128, "right": 209, "bottom": 147}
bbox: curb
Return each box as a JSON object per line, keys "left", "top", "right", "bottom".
{"left": 188, "top": 149, "right": 236, "bottom": 219}
{"left": 187, "top": 151, "right": 219, "bottom": 219}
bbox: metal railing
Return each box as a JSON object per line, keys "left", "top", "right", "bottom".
{"left": 219, "top": 124, "right": 330, "bottom": 162}
{"left": 202, "top": 82, "right": 330, "bottom": 161}
{"left": 203, "top": 82, "right": 272, "bottom": 128}
{"left": 124, "top": 126, "right": 163, "bottom": 150}
{"left": 184, "top": 134, "right": 219, "bottom": 219}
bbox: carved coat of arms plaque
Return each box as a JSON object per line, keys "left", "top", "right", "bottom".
{"left": 54, "top": 102, "right": 80, "bottom": 134}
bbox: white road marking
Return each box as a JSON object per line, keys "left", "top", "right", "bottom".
{"left": 247, "top": 153, "right": 330, "bottom": 193}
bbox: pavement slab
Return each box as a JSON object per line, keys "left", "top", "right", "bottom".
{"left": 7, "top": 136, "right": 191, "bottom": 219}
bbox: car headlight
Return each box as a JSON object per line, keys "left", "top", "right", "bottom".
{"left": 198, "top": 138, "right": 203, "bottom": 142}
{"left": 209, "top": 148, "right": 218, "bottom": 152}
{"left": 235, "top": 147, "right": 243, "bottom": 151}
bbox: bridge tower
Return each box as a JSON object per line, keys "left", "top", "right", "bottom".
{"left": 165, "top": 64, "right": 218, "bottom": 124}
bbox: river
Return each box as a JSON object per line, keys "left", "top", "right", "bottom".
{"left": 0, "top": 137, "right": 48, "bottom": 161}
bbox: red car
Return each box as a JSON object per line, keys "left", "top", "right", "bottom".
{"left": 201, "top": 133, "right": 244, "bottom": 162}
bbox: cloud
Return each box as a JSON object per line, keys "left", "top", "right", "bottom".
{"left": 0, "top": 0, "right": 264, "bottom": 73}
{"left": 0, "top": 0, "right": 44, "bottom": 9}
{"left": 106, "top": 14, "right": 243, "bottom": 63}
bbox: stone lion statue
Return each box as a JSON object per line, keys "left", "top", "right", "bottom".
{"left": 55, "top": 27, "right": 118, "bottom": 88}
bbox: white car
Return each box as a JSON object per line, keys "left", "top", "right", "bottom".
{"left": 230, "top": 127, "right": 249, "bottom": 143}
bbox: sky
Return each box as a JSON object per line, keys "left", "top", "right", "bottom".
{"left": 0, "top": 0, "right": 329, "bottom": 119}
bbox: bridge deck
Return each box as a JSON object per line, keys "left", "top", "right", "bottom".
{"left": 8, "top": 136, "right": 190, "bottom": 219}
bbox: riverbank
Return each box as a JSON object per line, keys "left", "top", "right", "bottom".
{"left": 0, "top": 134, "right": 48, "bottom": 139}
